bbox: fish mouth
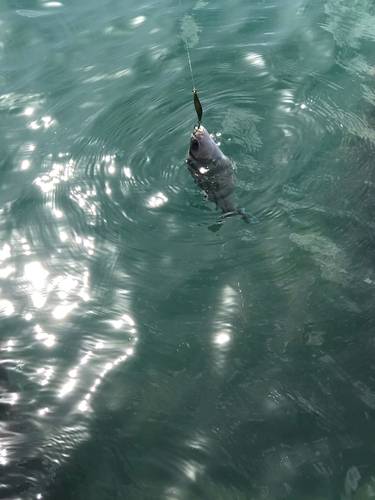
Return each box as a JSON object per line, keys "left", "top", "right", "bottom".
{"left": 192, "top": 126, "right": 204, "bottom": 139}
{"left": 189, "top": 127, "right": 205, "bottom": 158}
{"left": 187, "top": 126, "right": 206, "bottom": 161}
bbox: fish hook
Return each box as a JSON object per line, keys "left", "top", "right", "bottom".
{"left": 193, "top": 89, "right": 203, "bottom": 129}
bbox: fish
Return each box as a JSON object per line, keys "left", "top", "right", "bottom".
{"left": 186, "top": 126, "right": 253, "bottom": 223}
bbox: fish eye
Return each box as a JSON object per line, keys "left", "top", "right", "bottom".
{"left": 191, "top": 139, "right": 199, "bottom": 150}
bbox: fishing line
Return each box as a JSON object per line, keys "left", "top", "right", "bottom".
{"left": 178, "top": 0, "right": 203, "bottom": 126}
{"left": 178, "top": 0, "right": 195, "bottom": 90}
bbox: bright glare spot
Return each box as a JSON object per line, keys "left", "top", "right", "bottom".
{"left": 24, "top": 107, "right": 34, "bottom": 116}
{"left": 301, "top": 103, "right": 306, "bottom": 109}
{"left": 113, "top": 68, "right": 131, "bottom": 79}
{"left": 78, "top": 400, "right": 88, "bottom": 412}
{"left": 122, "top": 314, "right": 135, "bottom": 326}
{"left": 215, "top": 333, "right": 230, "bottom": 345}
{"left": 131, "top": 15, "right": 146, "bottom": 27}
{"left": 0, "top": 244, "right": 11, "bottom": 261}
{"left": 45, "top": 1, "right": 63, "bottom": 6}
{"left": 29, "top": 144, "right": 36, "bottom": 151}
{"left": 54, "top": 210, "right": 63, "bottom": 218}
{"left": 199, "top": 167, "right": 208, "bottom": 174}
{"left": 106, "top": 187, "right": 112, "bottom": 195}
{"left": 10, "top": 393, "right": 18, "bottom": 405}
{"left": 182, "top": 460, "right": 199, "bottom": 481}
{"left": 44, "top": 335, "right": 55, "bottom": 347}
{"left": 83, "top": 238, "right": 94, "bottom": 249}
{"left": 281, "top": 90, "right": 293, "bottom": 103}
{"left": 80, "top": 354, "right": 89, "bottom": 365}
{"left": 105, "top": 362, "right": 113, "bottom": 371}
{"left": 59, "top": 231, "right": 68, "bottom": 242}
{"left": 95, "top": 341, "right": 104, "bottom": 349}
{"left": 59, "top": 379, "right": 75, "bottom": 397}
{"left": 75, "top": 236, "right": 82, "bottom": 244}
{"left": 79, "top": 291, "right": 90, "bottom": 301}
{"left": 0, "top": 266, "right": 14, "bottom": 278}
{"left": 60, "top": 276, "right": 78, "bottom": 292}
{"left": 148, "top": 192, "right": 168, "bottom": 208}
{"left": 53, "top": 303, "right": 77, "bottom": 319}
{"left": 38, "top": 407, "right": 49, "bottom": 416}
{"left": 25, "top": 313, "right": 32, "bottom": 321}
{"left": 246, "top": 52, "right": 265, "bottom": 68}
{"left": 32, "top": 293, "right": 46, "bottom": 309}
{"left": 21, "top": 160, "right": 30, "bottom": 170}
{"left": 126, "top": 348, "right": 134, "bottom": 356}
{"left": 69, "top": 369, "right": 77, "bottom": 378}
{"left": 111, "top": 320, "right": 123, "bottom": 329}
{"left": 108, "top": 165, "right": 115, "bottom": 174}
{"left": 124, "top": 167, "right": 132, "bottom": 178}
{"left": 0, "top": 300, "right": 14, "bottom": 316}
{"left": 30, "top": 121, "right": 40, "bottom": 130}
{"left": 0, "top": 447, "right": 7, "bottom": 466}
{"left": 24, "top": 262, "right": 49, "bottom": 288}
{"left": 37, "top": 494, "right": 43, "bottom": 499}
{"left": 8, "top": 340, "right": 13, "bottom": 346}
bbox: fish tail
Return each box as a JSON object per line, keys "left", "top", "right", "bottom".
{"left": 237, "top": 208, "right": 259, "bottom": 224}
{"left": 222, "top": 208, "right": 259, "bottom": 224}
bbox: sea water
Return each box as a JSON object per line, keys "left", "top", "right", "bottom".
{"left": 1, "top": 0, "right": 375, "bottom": 499}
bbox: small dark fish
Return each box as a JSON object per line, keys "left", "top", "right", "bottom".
{"left": 193, "top": 89, "right": 203, "bottom": 125}
{"left": 186, "top": 126, "right": 253, "bottom": 223}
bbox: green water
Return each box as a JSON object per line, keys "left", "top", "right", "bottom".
{"left": 1, "top": 0, "right": 375, "bottom": 499}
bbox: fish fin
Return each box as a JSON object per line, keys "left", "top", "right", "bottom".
{"left": 237, "top": 209, "right": 260, "bottom": 224}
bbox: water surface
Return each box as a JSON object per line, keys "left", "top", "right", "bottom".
{"left": 1, "top": 0, "right": 375, "bottom": 499}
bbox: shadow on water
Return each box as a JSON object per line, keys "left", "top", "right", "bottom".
{"left": 44, "top": 277, "right": 375, "bottom": 500}
{"left": 44, "top": 142, "right": 375, "bottom": 497}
